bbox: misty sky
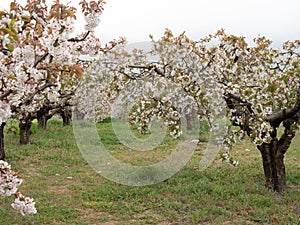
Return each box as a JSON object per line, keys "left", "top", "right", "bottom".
{"left": 1, "top": 0, "right": 300, "bottom": 46}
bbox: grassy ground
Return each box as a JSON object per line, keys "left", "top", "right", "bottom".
{"left": 0, "top": 119, "right": 299, "bottom": 225}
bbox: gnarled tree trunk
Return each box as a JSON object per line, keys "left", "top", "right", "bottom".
{"left": 224, "top": 87, "right": 300, "bottom": 192}
{"left": 60, "top": 107, "right": 72, "bottom": 126}
{"left": 37, "top": 107, "right": 53, "bottom": 130}
{"left": 258, "top": 120, "right": 296, "bottom": 192}
{"left": 19, "top": 120, "right": 32, "bottom": 145}
{"left": 37, "top": 111, "right": 48, "bottom": 130}
{"left": 0, "top": 123, "right": 6, "bottom": 160}
{"left": 258, "top": 140, "right": 286, "bottom": 192}
{"left": 37, "top": 107, "right": 60, "bottom": 129}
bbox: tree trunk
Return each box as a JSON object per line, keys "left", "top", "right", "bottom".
{"left": 19, "top": 120, "right": 32, "bottom": 145}
{"left": 37, "top": 109, "right": 49, "bottom": 130}
{"left": 60, "top": 107, "right": 72, "bottom": 126}
{"left": 38, "top": 115, "right": 47, "bottom": 129}
{"left": 258, "top": 140, "right": 286, "bottom": 192}
{"left": 0, "top": 123, "right": 6, "bottom": 160}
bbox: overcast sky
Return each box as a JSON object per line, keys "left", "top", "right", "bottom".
{"left": 1, "top": 0, "right": 300, "bottom": 46}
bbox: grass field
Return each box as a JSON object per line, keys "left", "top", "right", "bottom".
{"left": 0, "top": 119, "right": 299, "bottom": 225}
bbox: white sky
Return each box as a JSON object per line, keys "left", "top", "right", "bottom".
{"left": 1, "top": 0, "right": 300, "bottom": 46}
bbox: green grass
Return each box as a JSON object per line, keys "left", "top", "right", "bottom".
{"left": 0, "top": 119, "right": 299, "bottom": 225}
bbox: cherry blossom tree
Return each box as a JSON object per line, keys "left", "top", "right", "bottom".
{"left": 0, "top": 0, "right": 107, "bottom": 152}
{"left": 208, "top": 30, "right": 300, "bottom": 192}
{"left": 150, "top": 30, "right": 300, "bottom": 192}
{"left": 77, "top": 29, "right": 299, "bottom": 192}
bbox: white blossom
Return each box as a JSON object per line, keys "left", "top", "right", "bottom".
{"left": 11, "top": 192, "right": 37, "bottom": 216}
{"left": 0, "top": 160, "right": 23, "bottom": 197}
{"left": 0, "top": 102, "right": 12, "bottom": 124}
{"left": 84, "top": 12, "right": 101, "bottom": 31}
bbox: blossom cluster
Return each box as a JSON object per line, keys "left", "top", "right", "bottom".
{"left": 0, "top": 101, "right": 11, "bottom": 124}
{"left": 11, "top": 192, "right": 37, "bottom": 216}
{"left": 0, "top": 160, "right": 37, "bottom": 216}
{"left": 80, "top": 0, "right": 105, "bottom": 31}
{"left": 0, "top": 160, "right": 22, "bottom": 196}
{"left": 222, "top": 152, "right": 239, "bottom": 167}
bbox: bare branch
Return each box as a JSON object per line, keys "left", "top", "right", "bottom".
{"left": 68, "top": 31, "right": 90, "bottom": 42}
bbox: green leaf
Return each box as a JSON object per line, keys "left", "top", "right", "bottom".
{"left": 9, "top": 18, "right": 15, "bottom": 26}
{"left": 6, "top": 43, "right": 14, "bottom": 52}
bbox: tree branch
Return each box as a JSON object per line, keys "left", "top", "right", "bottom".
{"left": 224, "top": 92, "right": 254, "bottom": 114}
{"left": 0, "top": 90, "right": 13, "bottom": 100}
{"left": 278, "top": 117, "right": 298, "bottom": 154}
{"left": 128, "top": 64, "right": 166, "bottom": 77}
{"left": 33, "top": 53, "right": 49, "bottom": 68}
{"left": 265, "top": 86, "right": 300, "bottom": 126}
{"left": 67, "top": 31, "right": 90, "bottom": 42}
{"left": 19, "top": 82, "right": 56, "bottom": 107}
{"left": 224, "top": 92, "right": 253, "bottom": 136}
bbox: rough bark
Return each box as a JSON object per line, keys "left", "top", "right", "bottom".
{"left": 60, "top": 107, "right": 72, "bottom": 126}
{"left": 0, "top": 123, "right": 6, "bottom": 160}
{"left": 37, "top": 111, "right": 48, "bottom": 130}
{"left": 19, "top": 120, "right": 32, "bottom": 145}
{"left": 37, "top": 107, "right": 61, "bottom": 129}
{"left": 258, "top": 119, "right": 296, "bottom": 192}
{"left": 258, "top": 140, "right": 286, "bottom": 192}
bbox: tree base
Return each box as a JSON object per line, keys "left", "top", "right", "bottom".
{"left": 19, "top": 120, "right": 32, "bottom": 145}
{"left": 258, "top": 140, "right": 286, "bottom": 192}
